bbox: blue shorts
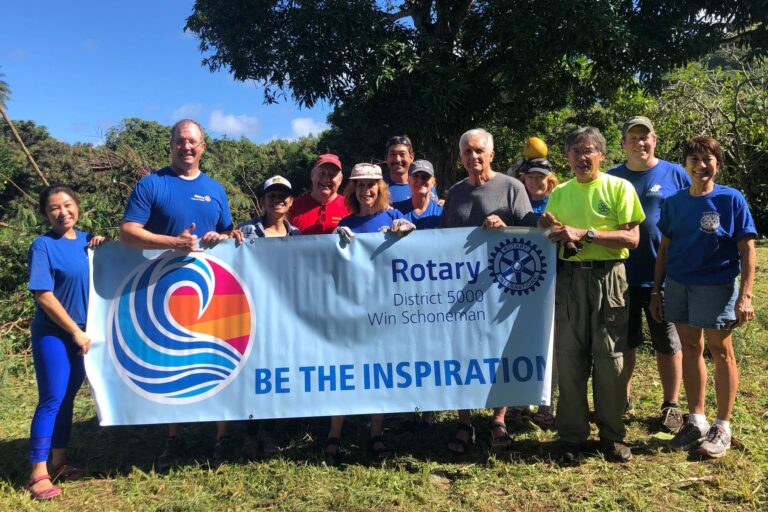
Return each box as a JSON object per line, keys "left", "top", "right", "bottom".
{"left": 664, "top": 277, "right": 738, "bottom": 330}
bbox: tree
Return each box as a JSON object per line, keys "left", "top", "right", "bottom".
{"left": 649, "top": 50, "right": 768, "bottom": 233}
{"left": 185, "top": 0, "right": 759, "bottom": 186}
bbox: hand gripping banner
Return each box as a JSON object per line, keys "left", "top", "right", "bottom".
{"left": 85, "top": 227, "right": 556, "bottom": 425}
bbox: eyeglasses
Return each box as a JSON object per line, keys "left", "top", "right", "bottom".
{"left": 385, "top": 136, "right": 412, "bottom": 150}
{"left": 172, "top": 139, "right": 204, "bottom": 149}
{"left": 568, "top": 146, "right": 600, "bottom": 157}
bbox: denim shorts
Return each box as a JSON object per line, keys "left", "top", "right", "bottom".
{"left": 664, "top": 277, "right": 738, "bottom": 330}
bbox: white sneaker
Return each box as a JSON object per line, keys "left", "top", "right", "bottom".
{"left": 699, "top": 424, "right": 731, "bottom": 459}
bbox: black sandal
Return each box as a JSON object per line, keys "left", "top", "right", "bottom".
{"left": 447, "top": 423, "right": 476, "bottom": 454}
{"left": 490, "top": 421, "right": 513, "bottom": 449}
{"left": 370, "top": 434, "right": 393, "bottom": 461}
{"left": 323, "top": 437, "right": 342, "bottom": 466}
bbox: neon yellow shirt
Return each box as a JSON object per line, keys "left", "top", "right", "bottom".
{"left": 544, "top": 173, "right": 645, "bottom": 261}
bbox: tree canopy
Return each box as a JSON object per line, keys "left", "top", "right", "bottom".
{"left": 185, "top": 0, "right": 765, "bottom": 184}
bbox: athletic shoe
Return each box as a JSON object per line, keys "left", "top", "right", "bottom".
{"left": 668, "top": 421, "right": 706, "bottom": 451}
{"left": 156, "top": 436, "right": 184, "bottom": 472}
{"left": 699, "top": 424, "right": 731, "bottom": 459}
{"left": 660, "top": 405, "right": 684, "bottom": 433}
{"left": 599, "top": 439, "right": 633, "bottom": 463}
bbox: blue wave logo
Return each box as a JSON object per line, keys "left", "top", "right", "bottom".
{"left": 107, "top": 254, "right": 255, "bottom": 404}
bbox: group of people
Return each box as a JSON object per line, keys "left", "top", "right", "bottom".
{"left": 24, "top": 117, "right": 756, "bottom": 499}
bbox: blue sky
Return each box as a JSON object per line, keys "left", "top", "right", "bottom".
{"left": 0, "top": 0, "right": 332, "bottom": 145}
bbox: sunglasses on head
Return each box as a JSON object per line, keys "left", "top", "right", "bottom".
{"left": 385, "top": 136, "right": 412, "bottom": 150}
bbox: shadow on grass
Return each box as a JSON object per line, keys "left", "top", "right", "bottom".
{"left": 0, "top": 410, "right": 562, "bottom": 487}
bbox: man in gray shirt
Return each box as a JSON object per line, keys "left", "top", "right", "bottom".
{"left": 441, "top": 129, "right": 537, "bottom": 228}
{"left": 440, "top": 128, "right": 536, "bottom": 454}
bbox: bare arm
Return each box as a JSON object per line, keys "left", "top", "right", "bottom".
{"left": 546, "top": 222, "right": 640, "bottom": 249}
{"left": 734, "top": 236, "right": 756, "bottom": 326}
{"left": 35, "top": 291, "right": 91, "bottom": 355}
{"left": 120, "top": 221, "right": 201, "bottom": 251}
{"left": 649, "top": 235, "right": 670, "bottom": 323}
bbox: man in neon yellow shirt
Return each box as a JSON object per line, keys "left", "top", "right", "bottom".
{"left": 539, "top": 127, "right": 645, "bottom": 464}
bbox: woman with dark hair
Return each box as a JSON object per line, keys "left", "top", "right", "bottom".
{"left": 26, "top": 185, "right": 105, "bottom": 499}
{"left": 650, "top": 136, "right": 756, "bottom": 459}
{"left": 325, "top": 163, "right": 415, "bottom": 464}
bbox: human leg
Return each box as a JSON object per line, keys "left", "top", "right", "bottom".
{"left": 675, "top": 323, "right": 706, "bottom": 415}
{"left": 50, "top": 340, "right": 85, "bottom": 469}
{"left": 554, "top": 268, "right": 591, "bottom": 445}
{"left": 28, "top": 332, "right": 72, "bottom": 495}
{"left": 447, "top": 410, "right": 475, "bottom": 454}
{"left": 592, "top": 264, "right": 629, "bottom": 449}
{"left": 705, "top": 329, "right": 739, "bottom": 422}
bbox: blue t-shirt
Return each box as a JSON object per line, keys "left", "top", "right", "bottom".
{"left": 608, "top": 160, "right": 690, "bottom": 287}
{"left": 530, "top": 196, "right": 549, "bottom": 218}
{"left": 123, "top": 167, "right": 234, "bottom": 237}
{"left": 392, "top": 199, "right": 443, "bottom": 230}
{"left": 658, "top": 184, "right": 757, "bottom": 285}
{"left": 28, "top": 230, "right": 92, "bottom": 333}
{"left": 338, "top": 209, "right": 404, "bottom": 234}
{"left": 384, "top": 174, "right": 438, "bottom": 204}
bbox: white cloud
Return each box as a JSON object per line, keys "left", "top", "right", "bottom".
{"left": 290, "top": 117, "right": 328, "bottom": 139}
{"left": 171, "top": 103, "right": 203, "bottom": 121}
{"left": 209, "top": 109, "right": 259, "bottom": 138}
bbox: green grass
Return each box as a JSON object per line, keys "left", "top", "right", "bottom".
{"left": 1, "top": 248, "right": 767, "bottom": 511}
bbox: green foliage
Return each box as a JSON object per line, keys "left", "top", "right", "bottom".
{"left": 104, "top": 117, "right": 172, "bottom": 170}
{"left": 647, "top": 50, "right": 768, "bottom": 233}
{"left": 186, "top": 0, "right": 754, "bottom": 185}
{"left": 0, "top": 67, "right": 9, "bottom": 109}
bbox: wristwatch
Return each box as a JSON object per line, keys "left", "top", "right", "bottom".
{"left": 583, "top": 228, "right": 595, "bottom": 244}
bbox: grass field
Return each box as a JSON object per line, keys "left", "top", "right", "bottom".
{"left": 0, "top": 246, "right": 766, "bottom": 511}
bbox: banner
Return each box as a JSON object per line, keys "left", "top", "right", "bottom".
{"left": 86, "top": 227, "right": 556, "bottom": 426}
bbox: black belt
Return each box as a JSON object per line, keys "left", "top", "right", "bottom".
{"left": 558, "top": 259, "right": 623, "bottom": 269}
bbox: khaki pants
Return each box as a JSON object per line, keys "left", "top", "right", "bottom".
{"left": 554, "top": 262, "right": 629, "bottom": 443}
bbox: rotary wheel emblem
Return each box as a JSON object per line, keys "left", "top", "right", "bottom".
{"left": 488, "top": 238, "right": 547, "bottom": 295}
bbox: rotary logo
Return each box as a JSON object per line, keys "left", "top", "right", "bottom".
{"left": 488, "top": 238, "right": 547, "bottom": 295}
{"left": 107, "top": 253, "right": 255, "bottom": 404}
{"left": 699, "top": 211, "right": 721, "bottom": 234}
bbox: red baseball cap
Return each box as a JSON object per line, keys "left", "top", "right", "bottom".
{"left": 313, "top": 153, "right": 342, "bottom": 171}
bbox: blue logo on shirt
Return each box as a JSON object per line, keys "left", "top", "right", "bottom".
{"left": 488, "top": 238, "right": 547, "bottom": 295}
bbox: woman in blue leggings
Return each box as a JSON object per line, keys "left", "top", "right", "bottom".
{"left": 26, "top": 185, "right": 104, "bottom": 499}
